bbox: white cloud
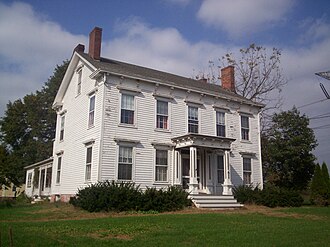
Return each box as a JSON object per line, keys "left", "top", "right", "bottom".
{"left": 0, "top": 2, "right": 86, "bottom": 115}
{"left": 163, "top": 0, "right": 191, "bottom": 6}
{"left": 197, "top": 0, "right": 294, "bottom": 37}
{"left": 298, "top": 16, "right": 330, "bottom": 44}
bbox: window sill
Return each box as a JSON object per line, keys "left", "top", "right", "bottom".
{"left": 154, "top": 128, "right": 171, "bottom": 133}
{"left": 240, "top": 140, "right": 252, "bottom": 144}
{"left": 118, "top": 124, "right": 137, "bottom": 129}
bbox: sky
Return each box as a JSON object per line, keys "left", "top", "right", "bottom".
{"left": 0, "top": 0, "right": 329, "bottom": 167}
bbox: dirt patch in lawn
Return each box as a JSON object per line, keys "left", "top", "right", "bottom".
{"left": 88, "top": 231, "right": 133, "bottom": 241}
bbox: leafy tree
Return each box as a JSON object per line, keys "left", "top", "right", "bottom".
{"left": 196, "top": 44, "right": 287, "bottom": 130}
{"left": 310, "top": 163, "right": 329, "bottom": 205}
{"left": 0, "top": 61, "right": 68, "bottom": 186}
{"left": 263, "top": 107, "right": 317, "bottom": 190}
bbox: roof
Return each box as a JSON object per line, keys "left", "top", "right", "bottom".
{"left": 24, "top": 157, "right": 53, "bottom": 170}
{"left": 79, "top": 52, "right": 264, "bottom": 108}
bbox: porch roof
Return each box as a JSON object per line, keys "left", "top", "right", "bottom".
{"left": 24, "top": 157, "right": 53, "bottom": 170}
{"left": 171, "top": 134, "right": 235, "bottom": 150}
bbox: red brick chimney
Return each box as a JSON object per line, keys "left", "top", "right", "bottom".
{"left": 221, "top": 66, "right": 235, "bottom": 92}
{"left": 74, "top": 44, "right": 85, "bottom": 53}
{"left": 88, "top": 27, "right": 102, "bottom": 60}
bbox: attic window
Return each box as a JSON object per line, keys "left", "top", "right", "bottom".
{"left": 77, "top": 68, "right": 82, "bottom": 95}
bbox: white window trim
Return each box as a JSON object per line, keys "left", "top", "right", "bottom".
{"left": 88, "top": 94, "right": 96, "bottom": 128}
{"left": 116, "top": 144, "right": 136, "bottom": 182}
{"left": 85, "top": 145, "right": 93, "bottom": 182}
{"left": 215, "top": 110, "right": 226, "bottom": 138}
{"left": 242, "top": 157, "right": 253, "bottom": 185}
{"left": 153, "top": 147, "right": 170, "bottom": 184}
{"left": 27, "top": 172, "right": 32, "bottom": 188}
{"left": 155, "top": 99, "right": 171, "bottom": 132}
{"left": 76, "top": 67, "right": 82, "bottom": 96}
{"left": 56, "top": 155, "right": 62, "bottom": 185}
{"left": 187, "top": 105, "right": 200, "bottom": 134}
{"left": 59, "top": 114, "right": 65, "bottom": 142}
{"left": 119, "top": 92, "right": 137, "bottom": 128}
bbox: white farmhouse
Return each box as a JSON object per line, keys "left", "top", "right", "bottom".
{"left": 25, "top": 27, "right": 264, "bottom": 208}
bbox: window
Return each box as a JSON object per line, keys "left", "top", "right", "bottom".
{"left": 88, "top": 95, "right": 95, "bottom": 127}
{"left": 241, "top": 115, "right": 249, "bottom": 140}
{"left": 121, "top": 94, "right": 134, "bottom": 125}
{"left": 60, "top": 115, "right": 65, "bottom": 141}
{"left": 45, "top": 167, "right": 52, "bottom": 188}
{"left": 56, "top": 156, "right": 62, "bottom": 184}
{"left": 118, "top": 146, "right": 133, "bottom": 180}
{"left": 85, "top": 147, "right": 92, "bottom": 181}
{"left": 243, "top": 157, "right": 252, "bottom": 184}
{"left": 217, "top": 155, "right": 224, "bottom": 184}
{"left": 27, "top": 173, "right": 32, "bottom": 188}
{"left": 77, "top": 69, "right": 82, "bottom": 95}
{"left": 155, "top": 150, "right": 168, "bottom": 182}
{"left": 156, "top": 100, "right": 168, "bottom": 129}
{"left": 188, "top": 106, "right": 198, "bottom": 133}
{"left": 216, "top": 111, "right": 226, "bottom": 137}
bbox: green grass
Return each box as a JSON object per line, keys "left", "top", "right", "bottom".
{"left": 0, "top": 203, "right": 329, "bottom": 246}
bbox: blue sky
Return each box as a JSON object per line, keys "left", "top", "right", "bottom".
{"left": 0, "top": 0, "right": 329, "bottom": 166}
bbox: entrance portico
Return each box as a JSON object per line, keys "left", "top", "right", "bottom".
{"left": 172, "top": 134, "right": 235, "bottom": 196}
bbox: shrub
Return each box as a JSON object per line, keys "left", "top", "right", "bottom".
{"left": 70, "top": 181, "right": 190, "bottom": 212}
{"left": 310, "top": 163, "right": 330, "bottom": 206}
{"left": 233, "top": 184, "right": 260, "bottom": 204}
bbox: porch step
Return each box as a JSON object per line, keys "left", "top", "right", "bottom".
{"left": 189, "top": 194, "right": 243, "bottom": 209}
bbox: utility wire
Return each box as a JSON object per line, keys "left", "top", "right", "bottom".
{"left": 297, "top": 98, "right": 328, "bottom": 109}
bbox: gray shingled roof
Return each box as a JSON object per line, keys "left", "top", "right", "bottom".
{"left": 80, "top": 52, "right": 264, "bottom": 107}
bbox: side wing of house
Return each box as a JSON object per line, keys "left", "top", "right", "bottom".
{"left": 51, "top": 53, "right": 105, "bottom": 201}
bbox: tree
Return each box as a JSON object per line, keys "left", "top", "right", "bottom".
{"left": 310, "top": 163, "right": 330, "bottom": 205}
{"left": 196, "top": 44, "right": 287, "bottom": 130}
{"left": 263, "top": 107, "right": 317, "bottom": 190}
{"left": 0, "top": 61, "right": 68, "bottom": 186}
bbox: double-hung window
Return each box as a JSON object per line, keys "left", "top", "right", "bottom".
{"left": 56, "top": 156, "right": 62, "bottom": 184}
{"left": 155, "top": 150, "right": 168, "bottom": 182}
{"left": 156, "top": 100, "right": 168, "bottom": 129}
{"left": 243, "top": 157, "right": 252, "bottom": 184}
{"left": 88, "top": 95, "right": 95, "bottom": 127}
{"left": 27, "top": 173, "right": 32, "bottom": 188}
{"left": 216, "top": 111, "right": 226, "bottom": 137}
{"left": 77, "top": 69, "right": 82, "bottom": 95}
{"left": 217, "top": 155, "right": 224, "bottom": 184}
{"left": 85, "top": 146, "right": 92, "bottom": 181}
{"left": 121, "top": 94, "right": 134, "bottom": 125}
{"left": 188, "top": 106, "right": 199, "bottom": 133}
{"left": 241, "top": 115, "right": 249, "bottom": 140}
{"left": 118, "top": 146, "right": 133, "bottom": 180}
{"left": 45, "top": 167, "right": 52, "bottom": 188}
{"left": 60, "top": 115, "right": 65, "bottom": 141}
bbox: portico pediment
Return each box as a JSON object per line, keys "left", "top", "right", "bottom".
{"left": 172, "top": 134, "right": 235, "bottom": 150}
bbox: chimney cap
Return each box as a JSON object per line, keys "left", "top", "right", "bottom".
{"left": 74, "top": 44, "right": 85, "bottom": 53}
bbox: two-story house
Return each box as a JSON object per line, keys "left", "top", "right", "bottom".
{"left": 25, "top": 27, "right": 264, "bottom": 208}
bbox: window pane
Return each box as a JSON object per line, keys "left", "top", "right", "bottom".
{"left": 241, "top": 116, "right": 249, "bottom": 128}
{"left": 121, "top": 109, "right": 134, "bottom": 124}
{"left": 217, "top": 156, "right": 224, "bottom": 169}
{"left": 57, "top": 157, "right": 62, "bottom": 170}
{"left": 216, "top": 112, "right": 225, "bottom": 124}
{"left": 157, "top": 115, "right": 168, "bottom": 129}
{"left": 156, "top": 166, "right": 167, "bottom": 181}
{"left": 217, "top": 125, "right": 226, "bottom": 137}
{"left": 157, "top": 101, "right": 168, "bottom": 115}
{"left": 118, "top": 164, "right": 132, "bottom": 180}
{"left": 89, "top": 96, "right": 95, "bottom": 111}
{"left": 156, "top": 150, "right": 167, "bottom": 165}
{"left": 243, "top": 158, "right": 251, "bottom": 171}
{"left": 188, "top": 106, "right": 198, "bottom": 120}
{"left": 86, "top": 147, "right": 92, "bottom": 164}
{"left": 85, "top": 164, "right": 91, "bottom": 180}
{"left": 122, "top": 94, "right": 134, "bottom": 110}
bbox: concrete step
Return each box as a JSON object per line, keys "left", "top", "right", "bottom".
{"left": 189, "top": 195, "right": 235, "bottom": 200}
{"left": 193, "top": 199, "right": 238, "bottom": 204}
{"left": 189, "top": 194, "right": 243, "bottom": 209}
{"left": 196, "top": 203, "right": 243, "bottom": 208}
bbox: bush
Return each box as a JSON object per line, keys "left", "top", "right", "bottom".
{"left": 310, "top": 163, "right": 330, "bottom": 206}
{"left": 70, "top": 181, "right": 191, "bottom": 212}
{"left": 233, "top": 184, "right": 303, "bottom": 207}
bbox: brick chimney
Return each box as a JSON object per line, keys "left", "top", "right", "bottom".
{"left": 221, "top": 66, "right": 235, "bottom": 92}
{"left": 88, "top": 27, "right": 102, "bottom": 60}
{"left": 74, "top": 44, "right": 85, "bottom": 53}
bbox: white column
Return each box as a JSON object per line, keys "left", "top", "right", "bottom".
{"left": 174, "top": 150, "right": 182, "bottom": 185}
{"left": 189, "top": 146, "right": 198, "bottom": 194}
{"left": 222, "top": 150, "right": 233, "bottom": 195}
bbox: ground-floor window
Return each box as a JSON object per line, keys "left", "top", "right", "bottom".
{"left": 27, "top": 173, "right": 32, "bottom": 188}
{"left": 56, "top": 156, "right": 62, "bottom": 184}
{"left": 155, "top": 149, "right": 168, "bottom": 182}
{"left": 217, "top": 155, "right": 224, "bottom": 184}
{"left": 118, "top": 146, "right": 133, "bottom": 180}
{"left": 85, "top": 146, "right": 93, "bottom": 181}
{"left": 45, "top": 167, "right": 52, "bottom": 188}
{"left": 243, "top": 157, "right": 252, "bottom": 184}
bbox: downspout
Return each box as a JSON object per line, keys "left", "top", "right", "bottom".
{"left": 257, "top": 112, "right": 263, "bottom": 189}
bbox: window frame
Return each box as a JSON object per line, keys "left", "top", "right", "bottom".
{"left": 59, "top": 114, "right": 65, "bottom": 141}
{"left": 27, "top": 172, "right": 32, "bottom": 188}
{"left": 188, "top": 105, "right": 199, "bottom": 133}
{"left": 120, "top": 93, "right": 135, "bottom": 126}
{"left": 216, "top": 111, "right": 226, "bottom": 137}
{"left": 156, "top": 100, "right": 169, "bottom": 130}
{"left": 117, "top": 145, "right": 134, "bottom": 181}
{"left": 155, "top": 149, "right": 169, "bottom": 183}
{"left": 85, "top": 146, "right": 93, "bottom": 182}
{"left": 45, "top": 167, "right": 52, "bottom": 188}
{"left": 56, "top": 156, "right": 62, "bottom": 184}
{"left": 243, "top": 157, "right": 252, "bottom": 185}
{"left": 241, "top": 115, "right": 250, "bottom": 141}
{"left": 77, "top": 68, "right": 82, "bottom": 95}
{"left": 88, "top": 95, "right": 96, "bottom": 128}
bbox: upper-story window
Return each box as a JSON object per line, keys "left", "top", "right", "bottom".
{"left": 241, "top": 115, "right": 250, "bottom": 140}
{"left": 56, "top": 156, "right": 62, "bottom": 184}
{"left": 60, "top": 115, "right": 65, "bottom": 141}
{"left": 88, "top": 95, "right": 95, "bottom": 127}
{"left": 216, "top": 111, "right": 225, "bottom": 137}
{"left": 118, "top": 146, "right": 133, "bottom": 180}
{"left": 156, "top": 100, "right": 168, "bottom": 129}
{"left": 243, "top": 157, "right": 252, "bottom": 184}
{"left": 85, "top": 146, "right": 92, "bottom": 181}
{"left": 188, "top": 106, "right": 199, "bottom": 133}
{"left": 77, "top": 69, "right": 82, "bottom": 95}
{"left": 121, "top": 94, "right": 134, "bottom": 125}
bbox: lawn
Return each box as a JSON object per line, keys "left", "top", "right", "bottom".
{"left": 0, "top": 203, "right": 329, "bottom": 246}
